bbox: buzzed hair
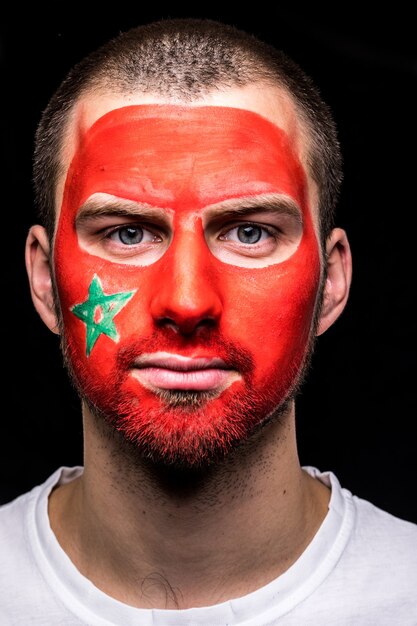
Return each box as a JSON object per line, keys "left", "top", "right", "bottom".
{"left": 33, "top": 18, "right": 342, "bottom": 245}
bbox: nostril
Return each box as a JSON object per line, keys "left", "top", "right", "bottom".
{"left": 183, "top": 317, "right": 217, "bottom": 336}
{"left": 197, "top": 318, "right": 216, "bottom": 328}
{"left": 155, "top": 315, "right": 217, "bottom": 335}
{"left": 155, "top": 317, "right": 177, "bottom": 329}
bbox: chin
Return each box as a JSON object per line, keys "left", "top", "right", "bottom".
{"left": 85, "top": 381, "right": 292, "bottom": 471}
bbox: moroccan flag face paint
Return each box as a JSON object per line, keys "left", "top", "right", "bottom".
{"left": 54, "top": 104, "right": 321, "bottom": 466}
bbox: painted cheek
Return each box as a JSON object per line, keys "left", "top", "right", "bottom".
{"left": 217, "top": 223, "right": 320, "bottom": 389}
{"left": 56, "top": 257, "right": 152, "bottom": 381}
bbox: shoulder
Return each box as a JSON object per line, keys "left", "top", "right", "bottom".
{"left": 0, "top": 485, "right": 42, "bottom": 617}
{"left": 307, "top": 466, "right": 417, "bottom": 563}
{"left": 0, "top": 466, "right": 82, "bottom": 551}
{"left": 350, "top": 494, "right": 417, "bottom": 566}
{"left": 320, "top": 466, "right": 417, "bottom": 574}
{"left": 0, "top": 468, "right": 64, "bottom": 556}
{"left": 0, "top": 487, "right": 34, "bottom": 548}
{"left": 0, "top": 468, "right": 82, "bottom": 618}
{"left": 342, "top": 495, "right": 417, "bottom": 618}
{"left": 304, "top": 468, "right": 417, "bottom": 620}
{"left": 0, "top": 468, "right": 62, "bottom": 532}
{"left": 337, "top": 482, "right": 417, "bottom": 608}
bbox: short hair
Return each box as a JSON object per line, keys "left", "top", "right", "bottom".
{"left": 33, "top": 18, "right": 342, "bottom": 245}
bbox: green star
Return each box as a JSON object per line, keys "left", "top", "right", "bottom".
{"left": 71, "top": 275, "right": 136, "bottom": 357}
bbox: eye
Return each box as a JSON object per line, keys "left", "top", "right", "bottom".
{"left": 236, "top": 225, "right": 262, "bottom": 244}
{"left": 116, "top": 226, "right": 143, "bottom": 245}
{"left": 220, "top": 223, "right": 275, "bottom": 245}
{"left": 206, "top": 207, "right": 303, "bottom": 268}
{"left": 107, "top": 225, "right": 160, "bottom": 245}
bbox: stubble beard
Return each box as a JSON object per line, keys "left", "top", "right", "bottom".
{"left": 56, "top": 331, "right": 318, "bottom": 472}
{"left": 51, "top": 265, "right": 326, "bottom": 472}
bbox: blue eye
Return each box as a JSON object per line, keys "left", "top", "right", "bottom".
{"left": 117, "top": 226, "right": 144, "bottom": 245}
{"left": 105, "top": 224, "right": 162, "bottom": 249}
{"left": 220, "top": 223, "right": 273, "bottom": 245}
{"left": 237, "top": 225, "right": 262, "bottom": 244}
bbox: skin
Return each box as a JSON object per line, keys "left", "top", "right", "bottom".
{"left": 26, "top": 83, "right": 352, "bottom": 609}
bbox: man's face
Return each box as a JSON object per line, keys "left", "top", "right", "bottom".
{"left": 53, "top": 90, "right": 322, "bottom": 466}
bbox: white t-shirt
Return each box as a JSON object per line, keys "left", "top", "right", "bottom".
{"left": 1, "top": 466, "right": 416, "bottom": 625}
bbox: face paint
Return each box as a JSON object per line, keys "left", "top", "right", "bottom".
{"left": 54, "top": 104, "right": 321, "bottom": 466}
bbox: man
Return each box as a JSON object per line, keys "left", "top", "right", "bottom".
{"left": 1, "top": 18, "right": 416, "bottom": 624}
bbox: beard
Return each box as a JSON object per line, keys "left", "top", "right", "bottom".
{"left": 56, "top": 328, "right": 317, "bottom": 471}
{"left": 52, "top": 268, "right": 325, "bottom": 472}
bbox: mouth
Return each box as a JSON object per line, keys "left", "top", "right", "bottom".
{"left": 130, "top": 352, "right": 240, "bottom": 391}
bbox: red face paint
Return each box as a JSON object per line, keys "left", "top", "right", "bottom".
{"left": 54, "top": 104, "right": 321, "bottom": 466}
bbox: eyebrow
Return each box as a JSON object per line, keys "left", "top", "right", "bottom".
{"left": 75, "top": 193, "right": 303, "bottom": 226}
{"left": 75, "top": 197, "right": 168, "bottom": 225}
{"left": 204, "top": 194, "right": 303, "bottom": 225}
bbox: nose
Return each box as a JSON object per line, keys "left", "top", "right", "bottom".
{"left": 150, "top": 229, "right": 222, "bottom": 335}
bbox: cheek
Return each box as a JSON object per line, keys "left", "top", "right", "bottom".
{"left": 219, "top": 240, "right": 321, "bottom": 381}
{"left": 54, "top": 245, "right": 155, "bottom": 379}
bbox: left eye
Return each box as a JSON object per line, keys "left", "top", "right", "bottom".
{"left": 107, "top": 226, "right": 158, "bottom": 245}
{"left": 220, "top": 224, "right": 272, "bottom": 245}
{"left": 117, "top": 226, "right": 143, "bottom": 244}
{"left": 236, "top": 225, "right": 262, "bottom": 244}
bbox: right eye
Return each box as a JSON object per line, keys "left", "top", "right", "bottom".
{"left": 106, "top": 225, "right": 161, "bottom": 246}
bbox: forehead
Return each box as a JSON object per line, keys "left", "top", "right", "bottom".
{"left": 56, "top": 85, "right": 317, "bottom": 221}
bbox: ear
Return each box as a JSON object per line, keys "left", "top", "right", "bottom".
{"left": 316, "top": 228, "right": 352, "bottom": 336}
{"left": 25, "top": 225, "right": 60, "bottom": 334}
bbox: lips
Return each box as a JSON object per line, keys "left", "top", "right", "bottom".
{"left": 130, "top": 352, "right": 239, "bottom": 391}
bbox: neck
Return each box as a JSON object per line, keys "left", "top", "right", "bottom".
{"left": 49, "top": 402, "right": 330, "bottom": 609}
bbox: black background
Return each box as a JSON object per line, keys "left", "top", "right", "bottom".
{"left": 1, "top": 8, "right": 416, "bottom": 522}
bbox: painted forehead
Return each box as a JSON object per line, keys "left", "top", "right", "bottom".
{"left": 62, "top": 104, "right": 308, "bottom": 214}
